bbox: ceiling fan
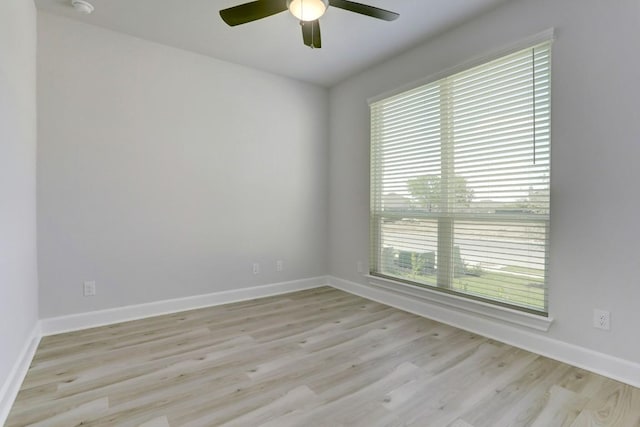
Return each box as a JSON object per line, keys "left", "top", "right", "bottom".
{"left": 219, "top": 0, "right": 399, "bottom": 49}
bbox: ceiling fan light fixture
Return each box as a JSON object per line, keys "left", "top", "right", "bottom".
{"left": 287, "top": 0, "right": 328, "bottom": 22}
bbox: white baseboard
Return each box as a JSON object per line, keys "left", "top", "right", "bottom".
{"left": 0, "top": 322, "right": 41, "bottom": 426}
{"left": 328, "top": 275, "right": 640, "bottom": 389}
{"left": 41, "top": 276, "right": 328, "bottom": 336}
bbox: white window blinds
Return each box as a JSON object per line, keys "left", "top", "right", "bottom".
{"left": 370, "top": 41, "right": 551, "bottom": 315}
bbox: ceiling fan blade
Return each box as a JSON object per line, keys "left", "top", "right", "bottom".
{"left": 328, "top": 0, "right": 399, "bottom": 21}
{"left": 220, "top": 0, "right": 288, "bottom": 26}
{"left": 301, "top": 20, "right": 322, "bottom": 48}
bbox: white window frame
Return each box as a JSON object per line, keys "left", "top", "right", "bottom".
{"left": 368, "top": 30, "right": 555, "bottom": 331}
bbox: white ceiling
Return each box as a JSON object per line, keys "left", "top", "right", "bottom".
{"left": 35, "top": 0, "right": 511, "bottom": 87}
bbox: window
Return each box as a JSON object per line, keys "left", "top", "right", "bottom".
{"left": 370, "top": 41, "right": 551, "bottom": 315}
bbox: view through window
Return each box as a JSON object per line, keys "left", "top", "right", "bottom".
{"left": 370, "top": 41, "right": 551, "bottom": 315}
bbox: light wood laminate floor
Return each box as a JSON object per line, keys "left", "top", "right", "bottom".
{"left": 6, "top": 287, "right": 640, "bottom": 427}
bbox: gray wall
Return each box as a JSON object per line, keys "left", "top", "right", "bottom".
{"left": 37, "top": 13, "right": 329, "bottom": 317}
{"left": 328, "top": 0, "right": 640, "bottom": 363}
{"left": 0, "top": 0, "right": 39, "bottom": 394}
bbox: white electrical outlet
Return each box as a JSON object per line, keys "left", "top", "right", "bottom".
{"left": 253, "top": 263, "right": 260, "bottom": 275}
{"left": 276, "top": 260, "right": 283, "bottom": 272}
{"left": 356, "top": 261, "right": 363, "bottom": 274}
{"left": 83, "top": 281, "right": 96, "bottom": 297}
{"left": 593, "top": 309, "right": 610, "bottom": 330}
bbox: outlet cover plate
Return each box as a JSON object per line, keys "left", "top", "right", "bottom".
{"left": 593, "top": 309, "right": 610, "bottom": 330}
{"left": 83, "top": 281, "right": 96, "bottom": 297}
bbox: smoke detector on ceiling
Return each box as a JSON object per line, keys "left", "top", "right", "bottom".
{"left": 71, "top": 0, "right": 94, "bottom": 14}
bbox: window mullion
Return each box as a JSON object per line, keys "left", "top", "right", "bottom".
{"left": 437, "top": 79, "right": 454, "bottom": 289}
{"left": 370, "top": 108, "right": 384, "bottom": 275}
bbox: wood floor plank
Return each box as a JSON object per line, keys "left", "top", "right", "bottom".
{"left": 570, "top": 379, "right": 640, "bottom": 426}
{"left": 399, "top": 347, "right": 540, "bottom": 427}
{"left": 139, "top": 416, "right": 171, "bottom": 427}
{"left": 528, "top": 385, "right": 589, "bottom": 427}
{"left": 6, "top": 287, "right": 640, "bottom": 427}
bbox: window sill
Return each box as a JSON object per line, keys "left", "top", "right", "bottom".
{"left": 365, "top": 275, "right": 553, "bottom": 332}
